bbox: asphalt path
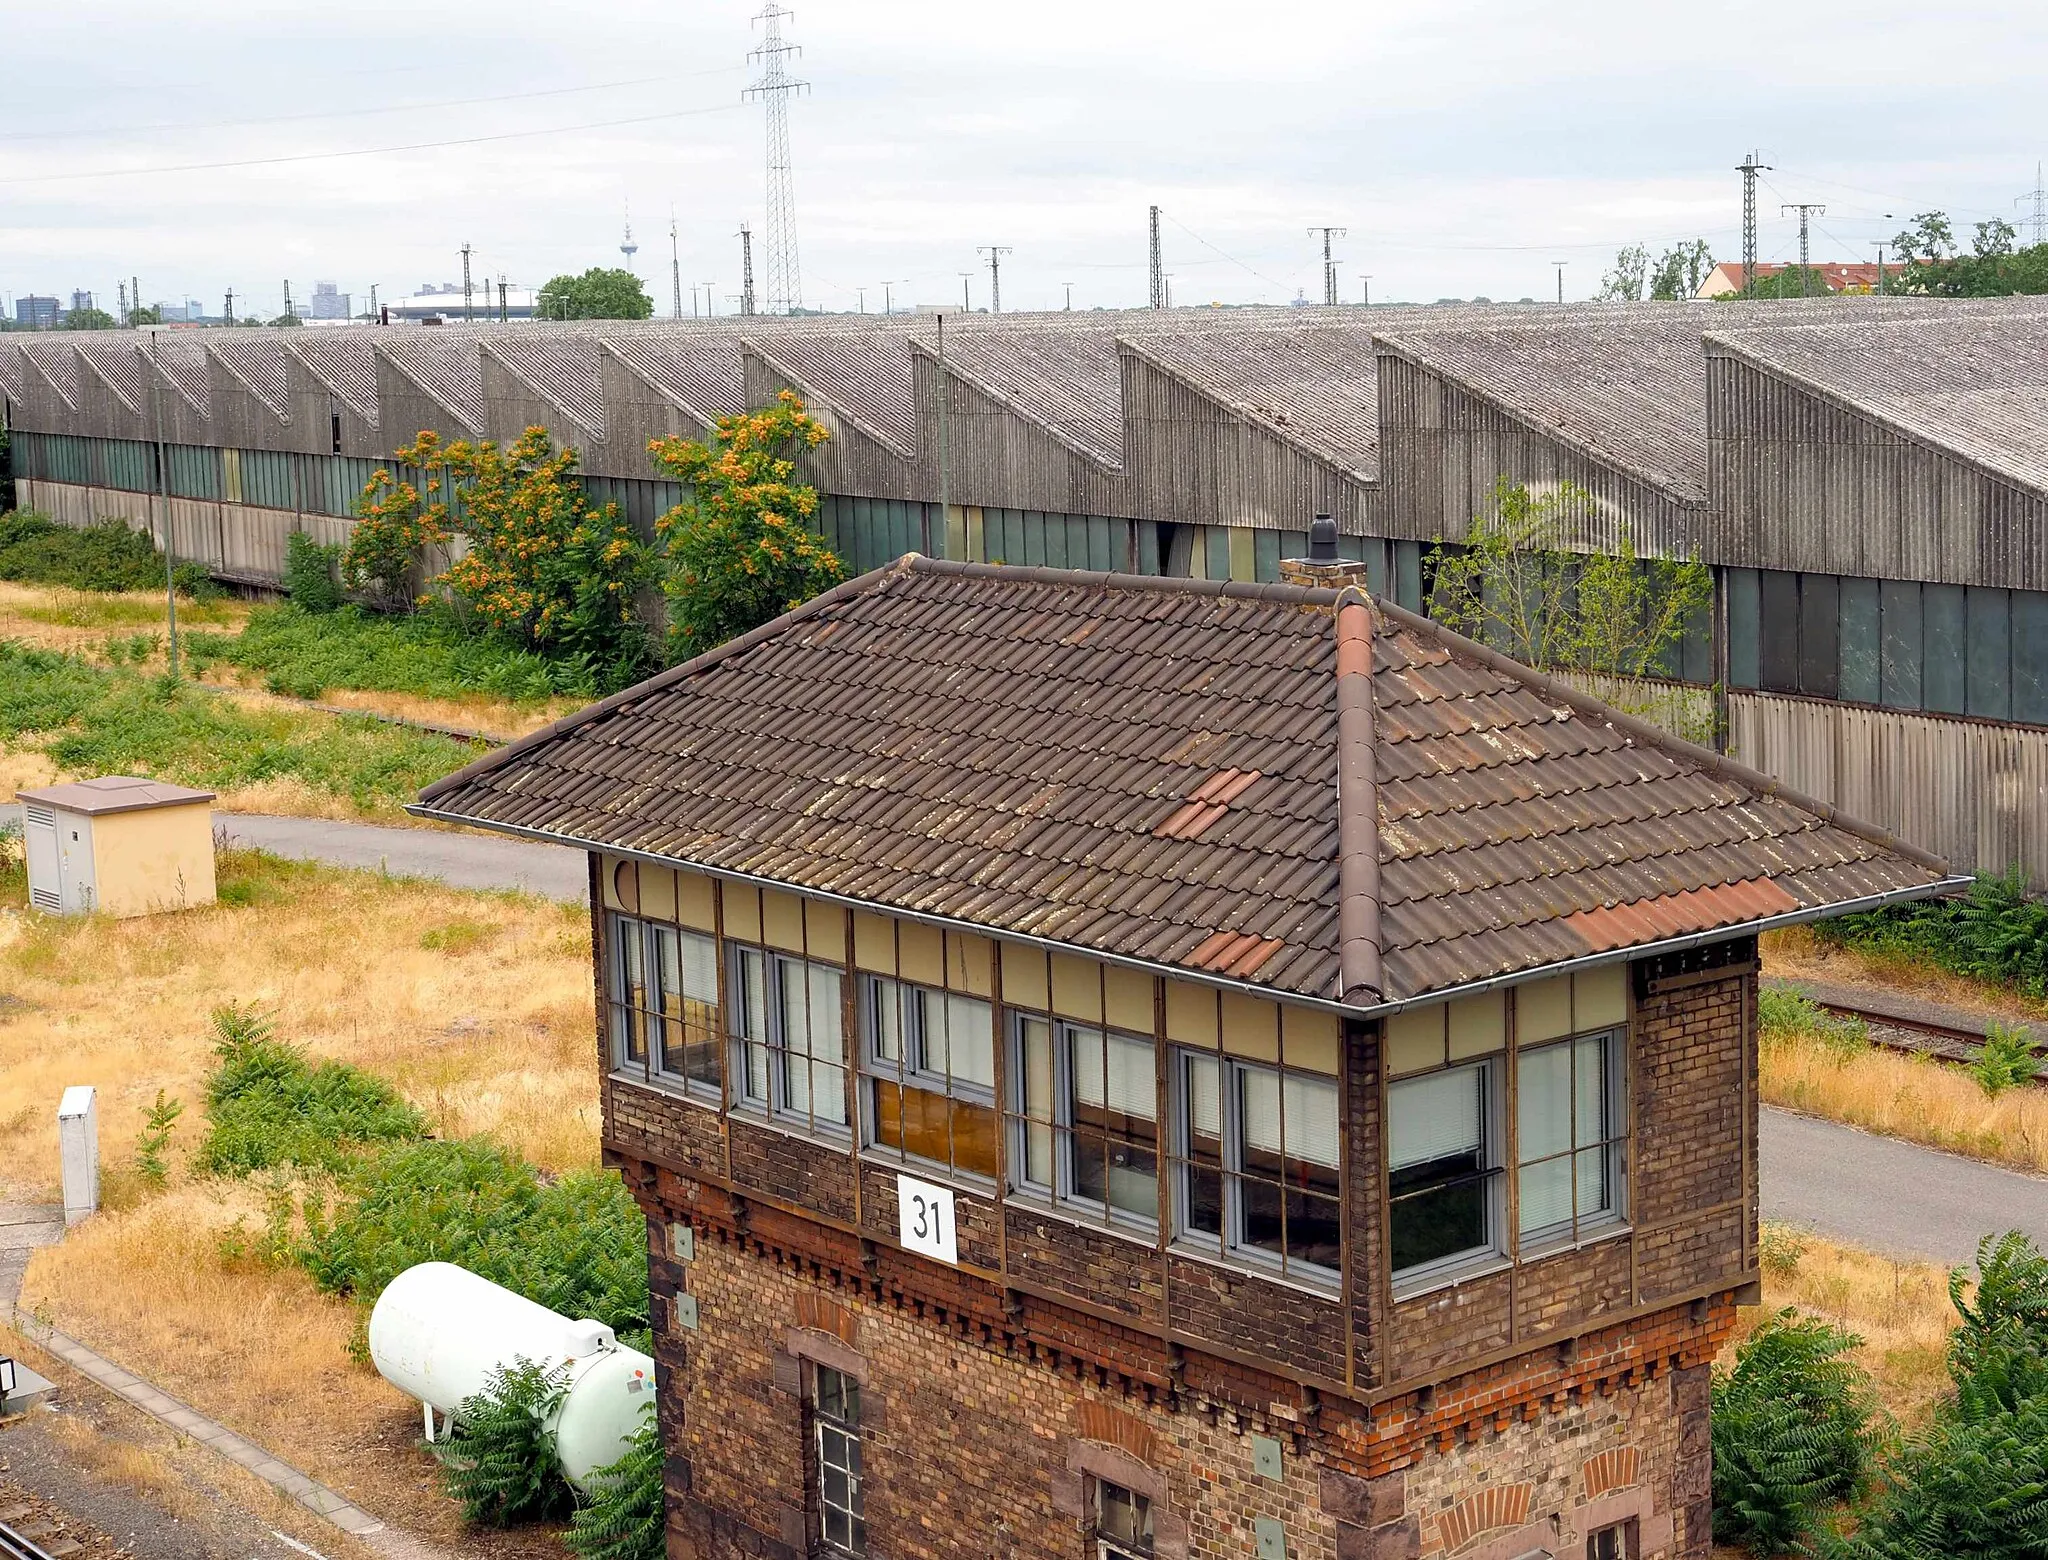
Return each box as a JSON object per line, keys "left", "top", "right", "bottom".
{"left": 98, "top": 812, "right": 2048, "bottom": 1268}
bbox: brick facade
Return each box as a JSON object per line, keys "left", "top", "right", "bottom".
{"left": 596, "top": 870, "right": 1759, "bottom": 1560}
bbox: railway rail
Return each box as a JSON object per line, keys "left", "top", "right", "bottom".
{"left": 0, "top": 1519, "right": 62, "bottom": 1560}
{"left": 1810, "top": 998, "right": 1993, "bottom": 1065}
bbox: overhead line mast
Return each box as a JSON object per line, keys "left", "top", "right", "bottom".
{"left": 746, "top": 4, "right": 808, "bottom": 315}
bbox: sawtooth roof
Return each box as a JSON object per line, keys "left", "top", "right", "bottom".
{"left": 419, "top": 558, "right": 1952, "bottom": 1008}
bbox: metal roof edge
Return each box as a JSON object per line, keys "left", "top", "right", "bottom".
{"left": 1702, "top": 328, "right": 2048, "bottom": 504}
{"left": 1370, "top": 593, "right": 1955, "bottom": 877}
{"left": 1370, "top": 331, "right": 1709, "bottom": 510}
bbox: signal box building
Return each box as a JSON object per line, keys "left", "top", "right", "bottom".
{"left": 419, "top": 553, "right": 1955, "bottom": 1560}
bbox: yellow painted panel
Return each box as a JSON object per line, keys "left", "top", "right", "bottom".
{"left": 1575, "top": 965, "right": 1628, "bottom": 1030}
{"left": 1516, "top": 975, "right": 1572, "bottom": 1044}
{"left": 762, "top": 889, "right": 806, "bottom": 953}
{"left": 899, "top": 920, "right": 944, "bottom": 986}
{"left": 1003, "top": 943, "right": 1050, "bottom": 1011}
{"left": 1447, "top": 991, "right": 1507, "bottom": 1060}
{"left": 853, "top": 911, "right": 897, "bottom": 973}
{"left": 1050, "top": 953, "right": 1101, "bottom": 1020}
{"left": 1227, "top": 526, "right": 1255, "bottom": 583}
{"left": 1282, "top": 1006, "right": 1342, "bottom": 1076}
{"left": 1384, "top": 1005, "right": 1445, "bottom": 1078}
{"left": 806, "top": 899, "right": 848, "bottom": 965}
{"left": 947, "top": 932, "right": 994, "bottom": 997}
{"left": 676, "top": 870, "right": 716, "bottom": 932}
{"left": 638, "top": 864, "right": 677, "bottom": 923}
{"left": 600, "top": 854, "right": 628, "bottom": 911}
{"left": 1104, "top": 964, "right": 1155, "bottom": 1035}
{"left": 86, "top": 805, "right": 216, "bottom": 918}
{"left": 724, "top": 882, "right": 762, "bottom": 945}
{"left": 1164, "top": 980, "right": 1218, "bottom": 1048}
{"left": 1220, "top": 990, "right": 1280, "bottom": 1062}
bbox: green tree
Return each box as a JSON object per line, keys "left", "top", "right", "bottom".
{"left": 1424, "top": 477, "right": 1712, "bottom": 718}
{"left": 63, "top": 307, "right": 116, "bottom": 330}
{"left": 128, "top": 304, "right": 164, "bottom": 326}
{"left": 1597, "top": 244, "right": 1649, "bottom": 301}
{"left": 647, "top": 389, "right": 846, "bottom": 659}
{"left": 536, "top": 268, "right": 654, "bottom": 321}
{"left": 432, "top": 1358, "right": 575, "bottom": 1527}
{"left": 268, "top": 313, "right": 304, "bottom": 328}
{"left": 1649, "top": 239, "right": 1714, "bottom": 300}
{"left": 1715, "top": 265, "right": 1838, "bottom": 299}
{"left": 1887, "top": 210, "right": 2048, "bottom": 296}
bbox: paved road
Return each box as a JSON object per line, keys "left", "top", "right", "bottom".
{"left": 218, "top": 812, "right": 587, "bottom": 901}
{"left": 197, "top": 815, "right": 2048, "bottom": 1267}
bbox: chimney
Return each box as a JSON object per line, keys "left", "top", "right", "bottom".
{"left": 1279, "top": 514, "right": 1373, "bottom": 588}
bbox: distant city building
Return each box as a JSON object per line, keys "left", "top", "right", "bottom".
{"left": 156, "top": 299, "right": 209, "bottom": 323}
{"left": 68, "top": 290, "right": 93, "bottom": 314}
{"left": 1696, "top": 260, "right": 1905, "bottom": 297}
{"left": 14, "top": 296, "right": 61, "bottom": 329}
{"left": 308, "top": 281, "right": 351, "bottom": 320}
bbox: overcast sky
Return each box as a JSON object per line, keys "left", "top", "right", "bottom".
{"left": 5, "top": 0, "right": 2046, "bottom": 319}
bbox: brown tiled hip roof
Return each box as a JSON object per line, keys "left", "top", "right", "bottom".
{"left": 419, "top": 558, "right": 1956, "bottom": 1008}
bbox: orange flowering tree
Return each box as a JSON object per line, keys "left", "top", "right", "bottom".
{"left": 344, "top": 427, "right": 656, "bottom": 689}
{"left": 647, "top": 390, "right": 845, "bottom": 659}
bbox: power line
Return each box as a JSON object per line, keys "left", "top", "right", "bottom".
{"left": 0, "top": 101, "right": 744, "bottom": 187}
{"left": 0, "top": 67, "right": 743, "bottom": 142}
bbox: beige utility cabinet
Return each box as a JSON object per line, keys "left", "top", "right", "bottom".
{"left": 19, "top": 777, "right": 218, "bottom": 917}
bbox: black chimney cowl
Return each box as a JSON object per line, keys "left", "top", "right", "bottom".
{"left": 1308, "top": 513, "right": 1339, "bottom": 564}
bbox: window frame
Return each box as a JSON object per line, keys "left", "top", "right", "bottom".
{"left": 1514, "top": 1026, "right": 1629, "bottom": 1253}
{"left": 1167, "top": 1045, "right": 1343, "bottom": 1289}
{"left": 1005, "top": 1013, "right": 1161, "bottom": 1235}
{"left": 1385, "top": 1054, "right": 1507, "bottom": 1293}
{"left": 1091, "top": 1476, "right": 1155, "bottom": 1560}
{"left": 809, "top": 1364, "right": 866, "bottom": 1556}
{"left": 727, "top": 942, "right": 851, "bottom": 1139}
{"left": 604, "top": 912, "right": 723, "bottom": 1101}
{"left": 857, "top": 973, "right": 1000, "bottom": 1183}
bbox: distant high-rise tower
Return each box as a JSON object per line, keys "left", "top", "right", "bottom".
{"left": 620, "top": 203, "right": 640, "bottom": 274}
{"left": 745, "top": 4, "right": 808, "bottom": 314}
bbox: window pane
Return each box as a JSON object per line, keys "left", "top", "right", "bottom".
{"left": 1574, "top": 1033, "right": 1610, "bottom": 1151}
{"left": 1239, "top": 1067, "right": 1282, "bottom": 1170}
{"left": 1285, "top": 1190, "right": 1342, "bottom": 1271}
{"left": 1241, "top": 1174, "right": 1284, "bottom": 1260}
{"left": 1519, "top": 1153, "right": 1574, "bottom": 1237}
{"left": 941, "top": 994, "right": 995, "bottom": 1089}
{"left": 1099, "top": 1482, "right": 1153, "bottom": 1547}
{"left": 614, "top": 919, "right": 647, "bottom": 1065}
{"left": 1518, "top": 1042, "right": 1573, "bottom": 1162}
{"left": 1185, "top": 1052, "right": 1222, "bottom": 1147}
{"left": 1576, "top": 1144, "right": 1613, "bottom": 1222}
{"left": 951, "top": 1097, "right": 1000, "bottom": 1178}
{"left": 1283, "top": 1072, "right": 1340, "bottom": 1177}
{"left": 871, "top": 977, "right": 903, "bottom": 1066}
{"left": 1070, "top": 1130, "right": 1110, "bottom": 1211}
{"left": 1389, "top": 1066, "right": 1483, "bottom": 1170}
{"left": 679, "top": 931, "right": 718, "bottom": 1002}
{"left": 875, "top": 1083, "right": 950, "bottom": 1164}
{"left": 1016, "top": 1016, "right": 1054, "bottom": 1187}
{"left": 812, "top": 1060, "right": 848, "bottom": 1126}
{"left": 1390, "top": 1175, "right": 1490, "bottom": 1273}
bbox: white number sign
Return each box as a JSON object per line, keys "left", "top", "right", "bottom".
{"left": 896, "top": 1173, "right": 958, "bottom": 1265}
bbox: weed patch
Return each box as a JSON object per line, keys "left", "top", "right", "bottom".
{"left": 0, "top": 511, "right": 216, "bottom": 596}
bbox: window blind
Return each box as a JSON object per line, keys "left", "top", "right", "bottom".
{"left": 1072, "top": 1029, "right": 1155, "bottom": 1119}
{"left": 1388, "top": 1065, "right": 1484, "bottom": 1171}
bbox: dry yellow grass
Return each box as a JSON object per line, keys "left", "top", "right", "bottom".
{"left": 194, "top": 666, "right": 577, "bottom": 742}
{"left": 1737, "top": 1225, "right": 1960, "bottom": 1427}
{"left": 1761, "top": 1028, "right": 2048, "bottom": 1174}
{"left": 0, "top": 848, "right": 598, "bottom": 1197}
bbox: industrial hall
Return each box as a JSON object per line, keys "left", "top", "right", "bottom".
{"left": 415, "top": 544, "right": 1953, "bottom": 1560}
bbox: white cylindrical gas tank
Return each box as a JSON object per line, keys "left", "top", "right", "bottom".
{"left": 367, "top": 1261, "right": 655, "bottom": 1488}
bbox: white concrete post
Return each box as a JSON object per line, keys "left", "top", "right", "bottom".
{"left": 58, "top": 1085, "right": 98, "bottom": 1225}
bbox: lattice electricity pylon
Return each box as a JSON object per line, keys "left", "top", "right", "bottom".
{"left": 745, "top": 5, "right": 809, "bottom": 315}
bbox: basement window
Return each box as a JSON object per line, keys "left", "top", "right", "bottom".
{"left": 810, "top": 1365, "right": 866, "bottom": 1555}
{"left": 861, "top": 977, "right": 999, "bottom": 1179}
{"left": 1094, "top": 1479, "right": 1155, "bottom": 1560}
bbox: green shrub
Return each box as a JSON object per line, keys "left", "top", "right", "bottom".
{"left": 432, "top": 1357, "right": 575, "bottom": 1527}
{"left": 1971, "top": 1021, "right": 2043, "bottom": 1097}
{"left": 567, "top": 1405, "right": 665, "bottom": 1560}
{"left": 198, "top": 1004, "right": 425, "bottom": 1175}
{"left": 1820, "top": 868, "right": 2048, "bottom": 998}
{"left": 283, "top": 531, "right": 344, "bottom": 614}
{"left": 0, "top": 640, "right": 482, "bottom": 809}
{"left": 298, "top": 1137, "right": 649, "bottom": 1348}
{"left": 1758, "top": 987, "right": 1869, "bottom": 1060}
{"left": 133, "top": 1090, "right": 185, "bottom": 1188}
{"left": 1712, "top": 1309, "right": 1879, "bottom": 1554}
{"left": 0, "top": 513, "right": 213, "bottom": 596}
{"left": 183, "top": 601, "right": 597, "bottom": 704}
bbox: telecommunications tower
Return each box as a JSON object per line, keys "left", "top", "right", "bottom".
{"left": 620, "top": 204, "right": 639, "bottom": 274}
{"left": 746, "top": 4, "right": 809, "bottom": 315}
